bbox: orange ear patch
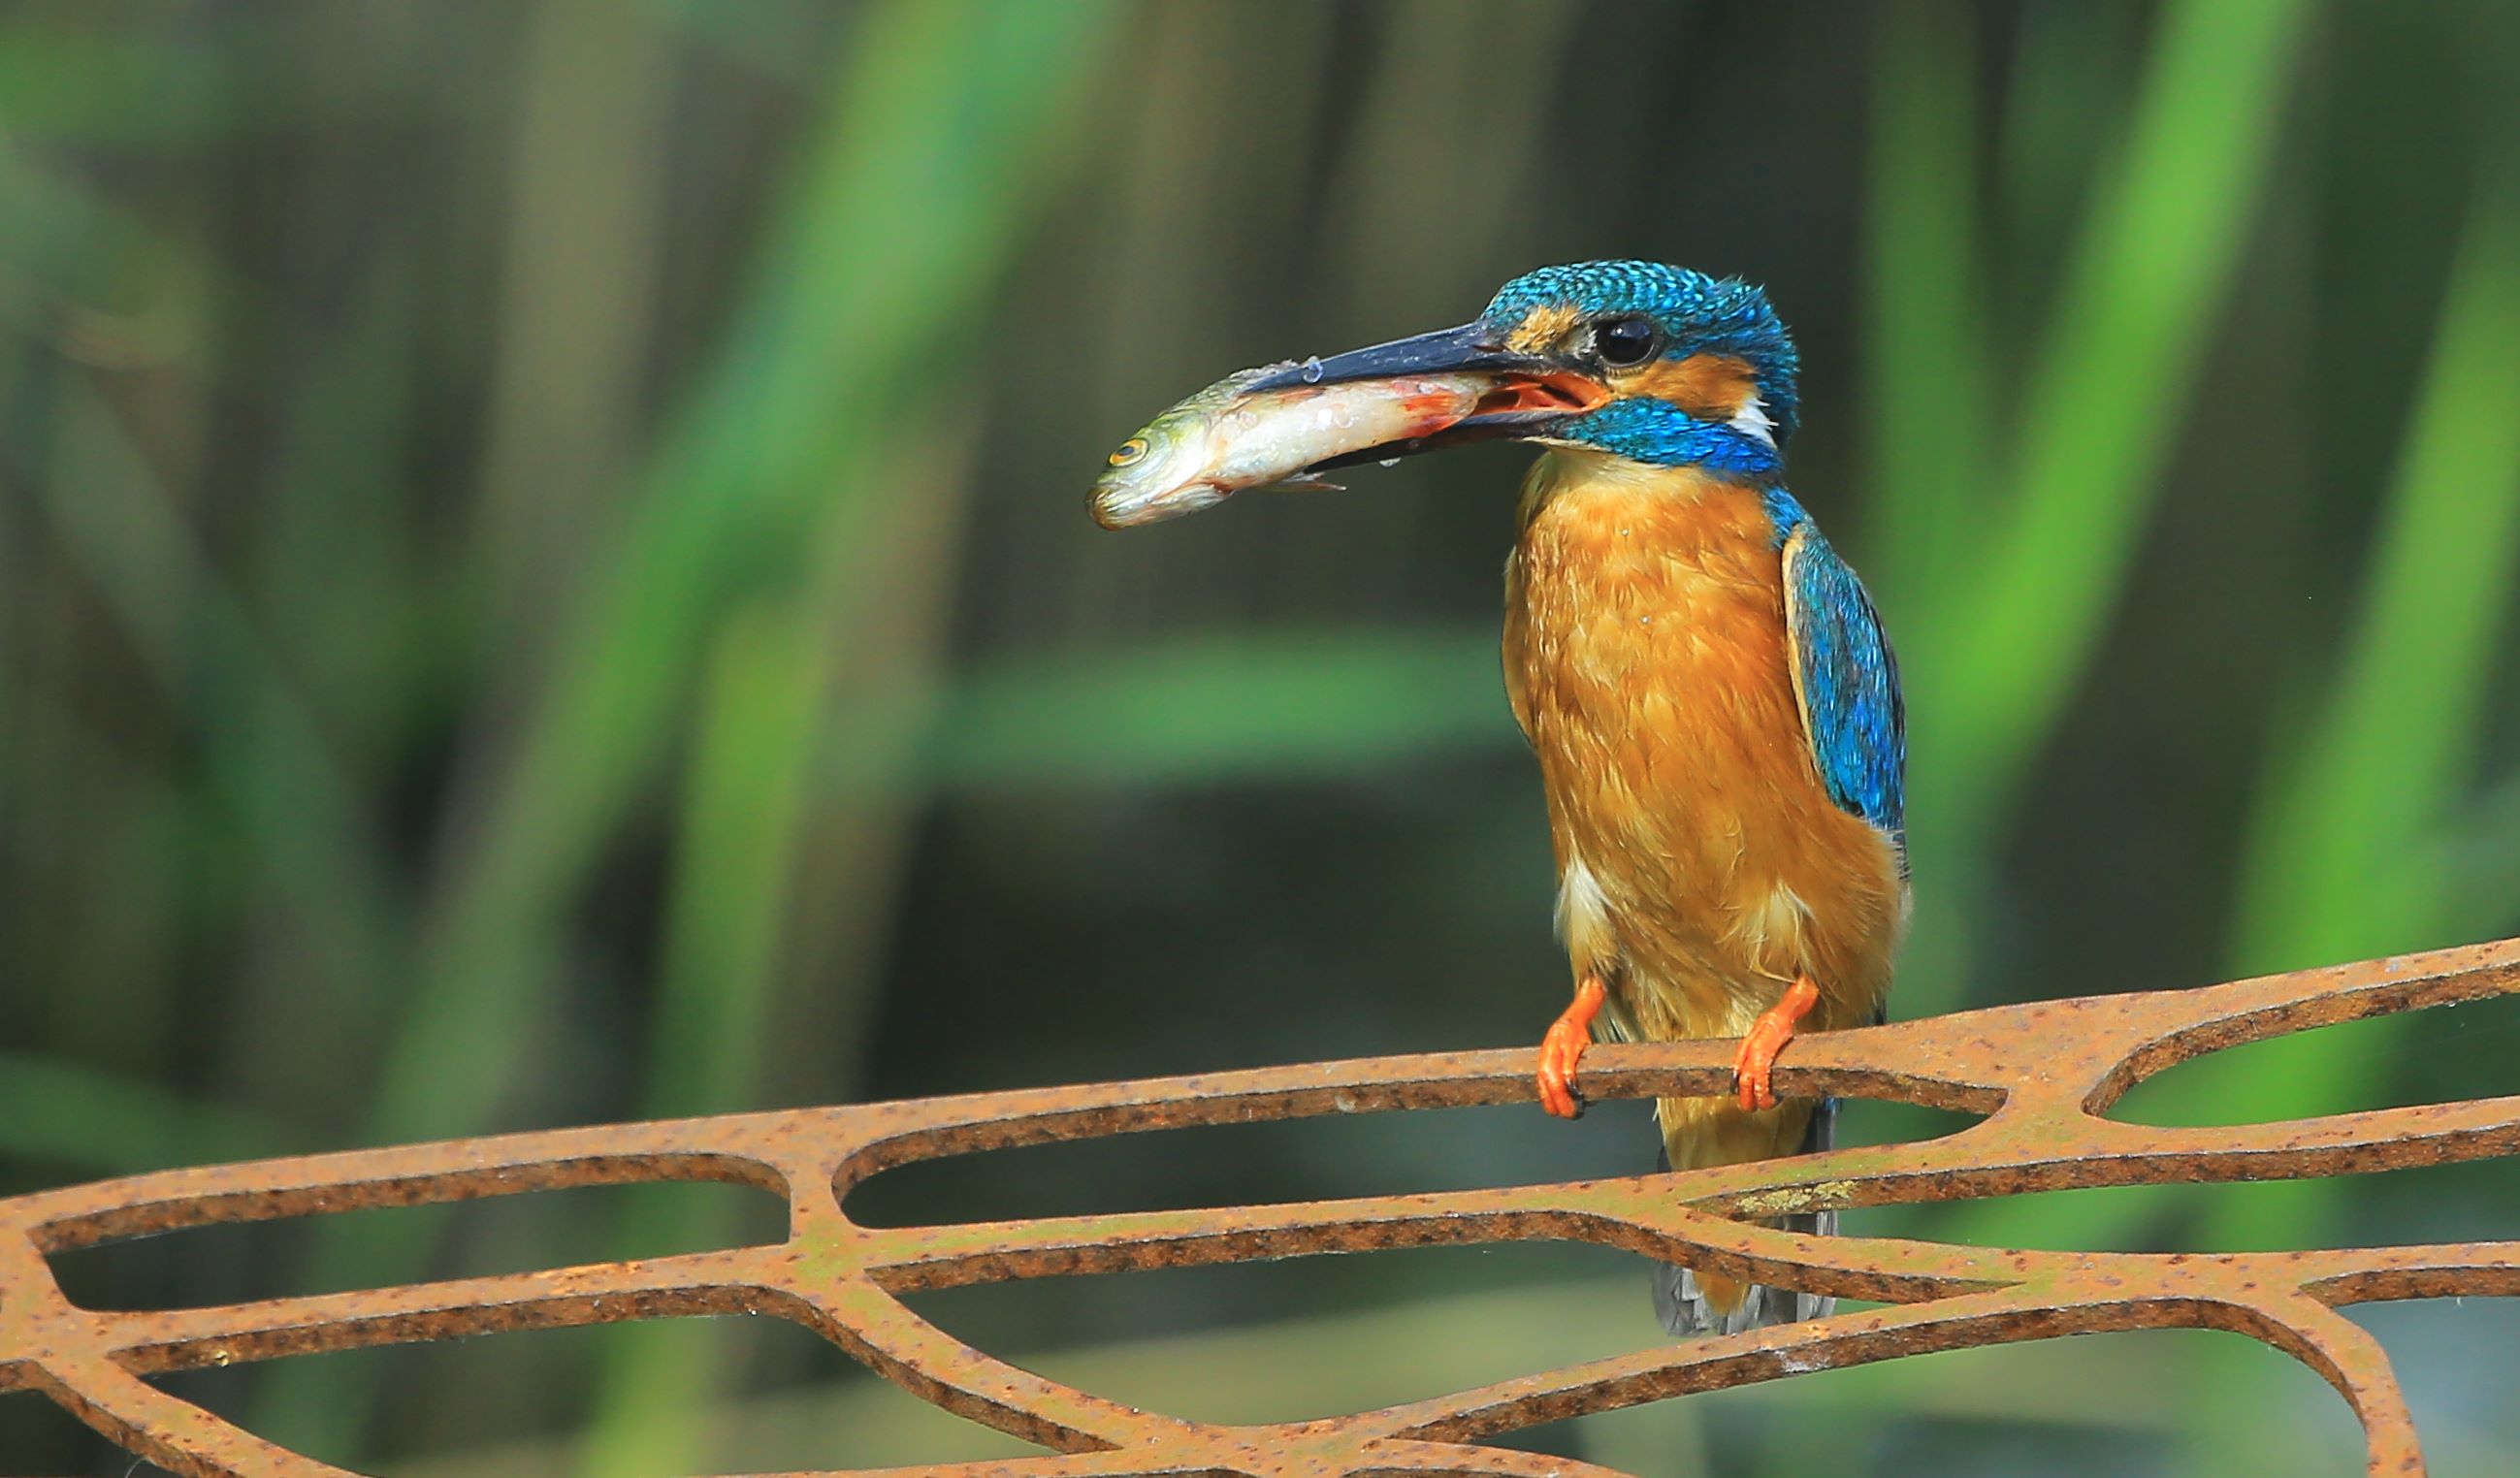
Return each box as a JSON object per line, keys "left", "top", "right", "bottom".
{"left": 1503, "top": 304, "right": 1581, "bottom": 355}
{"left": 1628, "top": 353, "right": 1761, "bottom": 422}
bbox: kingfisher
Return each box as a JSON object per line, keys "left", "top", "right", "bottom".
{"left": 1242, "top": 261, "right": 1908, "bottom": 1333}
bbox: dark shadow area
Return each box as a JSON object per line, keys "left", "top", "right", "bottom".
{"left": 847, "top": 1094, "right": 1985, "bottom": 1230}
{"left": 900, "top": 1239, "right": 1660, "bottom": 1426}
{"left": 847, "top": 1098, "right": 1656, "bottom": 1227}
{"left": 48, "top": 1179, "right": 785, "bottom": 1311}
{"left": 0, "top": 1386, "right": 173, "bottom": 1478}
{"left": 149, "top": 1313, "right": 1033, "bottom": 1478}
{"left": 1546, "top": 1326, "right": 2358, "bottom": 1477}
{"left": 2109, "top": 989, "right": 2520, "bottom": 1127}
{"left": 1889, "top": 1151, "right": 2518, "bottom": 1258}
{"left": 2346, "top": 1296, "right": 2520, "bottom": 1478}
{"left": 2331, "top": 1152, "right": 2520, "bottom": 1250}
{"left": 1834, "top": 1097, "right": 1984, "bottom": 1150}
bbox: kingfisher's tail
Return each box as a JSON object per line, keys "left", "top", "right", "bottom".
{"left": 1651, "top": 1096, "right": 1835, "bottom": 1337}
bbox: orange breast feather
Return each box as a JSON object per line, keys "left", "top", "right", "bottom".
{"left": 1502, "top": 454, "right": 1905, "bottom": 1046}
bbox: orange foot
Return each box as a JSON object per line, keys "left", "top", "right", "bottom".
{"left": 1733, "top": 976, "right": 1822, "bottom": 1112}
{"left": 1535, "top": 974, "right": 1607, "bottom": 1119}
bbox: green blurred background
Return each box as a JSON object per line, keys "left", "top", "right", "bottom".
{"left": 4, "top": 1, "right": 2518, "bottom": 1474}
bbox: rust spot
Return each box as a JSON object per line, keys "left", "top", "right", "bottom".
{"left": 3, "top": 936, "right": 2516, "bottom": 1475}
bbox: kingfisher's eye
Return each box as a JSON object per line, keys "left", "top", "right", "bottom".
{"left": 1595, "top": 314, "right": 1658, "bottom": 367}
{"left": 1109, "top": 437, "right": 1148, "bottom": 467}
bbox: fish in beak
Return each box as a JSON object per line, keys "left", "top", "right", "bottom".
{"left": 1236, "top": 321, "right": 1609, "bottom": 467}
{"left": 1088, "top": 326, "right": 1609, "bottom": 530}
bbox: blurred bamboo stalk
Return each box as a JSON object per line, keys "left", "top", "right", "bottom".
{"left": 1887, "top": 0, "right": 2313, "bottom": 1017}
{"left": 1864, "top": 1, "right": 1994, "bottom": 617}
{"left": 34, "top": 373, "right": 405, "bottom": 1071}
{"left": 470, "top": 0, "right": 674, "bottom": 650}
{"left": 1899, "top": 90, "right": 2520, "bottom": 1467}
{"left": 1902, "top": 0, "right": 2311, "bottom": 825}
{"left": 1878, "top": 0, "right": 2308, "bottom": 1283}
{"left": 2225, "top": 169, "right": 2520, "bottom": 1033}
{"left": 572, "top": 598, "right": 826, "bottom": 1478}
{"left": 0, "top": 1050, "right": 298, "bottom": 1172}
{"left": 1319, "top": 0, "right": 1573, "bottom": 332}
{"left": 252, "top": 0, "right": 1121, "bottom": 1457}
{"left": 576, "top": 405, "right": 985, "bottom": 1477}
{"left": 821, "top": 627, "right": 1512, "bottom": 794}
{"left": 768, "top": 407, "right": 987, "bottom": 1104}
{"left": 2165, "top": 166, "right": 2520, "bottom": 1473}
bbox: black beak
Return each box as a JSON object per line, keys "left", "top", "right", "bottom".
{"left": 1244, "top": 322, "right": 1550, "bottom": 391}
{"left": 1244, "top": 321, "right": 1607, "bottom": 469}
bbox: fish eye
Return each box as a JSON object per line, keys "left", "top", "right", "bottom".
{"left": 1594, "top": 314, "right": 1658, "bottom": 368}
{"left": 1109, "top": 437, "right": 1148, "bottom": 467}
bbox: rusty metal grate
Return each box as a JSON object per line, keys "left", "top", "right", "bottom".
{"left": 4, "top": 938, "right": 2517, "bottom": 1477}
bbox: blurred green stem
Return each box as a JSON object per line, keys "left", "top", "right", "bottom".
{"left": 572, "top": 600, "right": 822, "bottom": 1478}
{"left": 2176, "top": 167, "right": 2520, "bottom": 1380}
{"left": 1932, "top": 154, "right": 2520, "bottom": 1276}
{"left": 576, "top": 404, "right": 984, "bottom": 1477}
{"left": 0, "top": 1052, "right": 300, "bottom": 1173}
{"left": 1924, "top": 0, "right": 2310, "bottom": 834}
{"left": 1864, "top": 0, "right": 1993, "bottom": 615}
{"left": 254, "top": 0, "right": 1119, "bottom": 1458}
{"left": 470, "top": 0, "right": 673, "bottom": 646}
{"left": 2138, "top": 161, "right": 2520, "bottom": 1222}
{"left": 1893, "top": 0, "right": 2312, "bottom": 1018}
{"left": 32, "top": 374, "right": 404, "bottom": 1057}
{"left": 2224, "top": 174, "right": 2520, "bottom": 997}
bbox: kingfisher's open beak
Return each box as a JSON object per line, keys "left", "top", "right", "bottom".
{"left": 1244, "top": 321, "right": 1608, "bottom": 470}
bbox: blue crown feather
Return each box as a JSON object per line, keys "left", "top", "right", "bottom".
{"left": 1482, "top": 260, "right": 1800, "bottom": 472}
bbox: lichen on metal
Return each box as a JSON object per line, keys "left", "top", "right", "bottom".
{"left": 4, "top": 938, "right": 2517, "bottom": 1477}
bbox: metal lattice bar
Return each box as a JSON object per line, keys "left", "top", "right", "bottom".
{"left": 5, "top": 937, "right": 2517, "bottom": 1476}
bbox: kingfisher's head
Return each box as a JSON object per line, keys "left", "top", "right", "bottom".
{"left": 1247, "top": 259, "right": 1799, "bottom": 480}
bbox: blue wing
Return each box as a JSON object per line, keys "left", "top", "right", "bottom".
{"left": 1776, "top": 508, "right": 1906, "bottom": 856}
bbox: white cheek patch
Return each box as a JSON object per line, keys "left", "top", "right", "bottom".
{"left": 1728, "top": 394, "right": 1777, "bottom": 448}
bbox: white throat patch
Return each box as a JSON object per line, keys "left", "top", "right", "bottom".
{"left": 1728, "top": 394, "right": 1777, "bottom": 448}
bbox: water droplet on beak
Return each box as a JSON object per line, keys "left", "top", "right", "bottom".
{"left": 1299, "top": 355, "right": 1324, "bottom": 384}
